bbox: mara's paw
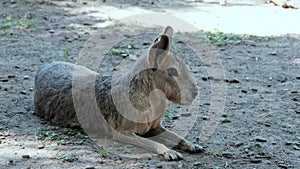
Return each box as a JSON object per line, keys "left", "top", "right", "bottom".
{"left": 178, "top": 142, "right": 206, "bottom": 153}
{"left": 163, "top": 150, "right": 183, "bottom": 161}
{"left": 188, "top": 143, "right": 206, "bottom": 153}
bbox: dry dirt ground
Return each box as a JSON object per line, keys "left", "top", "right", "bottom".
{"left": 0, "top": 0, "right": 300, "bottom": 168}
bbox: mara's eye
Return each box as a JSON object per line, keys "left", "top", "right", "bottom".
{"left": 166, "top": 67, "right": 178, "bottom": 77}
{"left": 154, "top": 37, "right": 159, "bottom": 43}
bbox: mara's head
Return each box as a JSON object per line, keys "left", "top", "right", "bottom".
{"left": 145, "top": 26, "right": 198, "bottom": 105}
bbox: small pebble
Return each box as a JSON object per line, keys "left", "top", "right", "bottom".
{"left": 22, "top": 155, "right": 30, "bottom": 159}
{"left": 38, "top": 145, "right": 45, "bottom": 149}
{"left": 295, "top": 108, "right": 300, "bottom": 114}
{"left": 251, "top": 88, "right": 258, "bottom": 92}
{"left": 201, "top": 116, "right": 209, "bottom": 120}
{"left": 271, "top": 142, "right": 277, "bottom": 145}
{"left": 14, "top": 110, "right": 24, "bottom": 114}
{"left": 254, "top": 136, "right": 267, "bottom": 142}
{"left": 23, "top": 75, "right": 30, "bottom": 80}
{"left": 221, "top": 119, "right": 231, "bottom": 123}
{"left": 156, "top": 165, "right": 163, "bottom": 168}
{"left": 225, "top": 78, "right": 240, "bottom": 83}
{"left": 222, "top": 113, "right": 228, "bottom": 117}
{"left": 280, "top": 78, "right": 287, "bottom": 83}
{"left": 234, "top": 142, "right": 244, "bottom": 147}
{"left": 202, "top": 77, "right": 208, "bottom": 81}
{"left": 250, "top": 158, "right": 262, "bottom": 163}
{"left": 83, "top": 21, "right": 93, "bottom": 26}
{"left": 285, "top": 142, "right": 292, "bottom": 146}
{"left": 293, "top": 145, "right": 300, "bottom": 150}
{"left": 49, "top": 30, "right": 55, "bottom": 34}
{"left": 264, "top": 122, "right": 272, "bottom": 127}
{"left": 142, "top": 42, "right": 150, "bottom": 46}
{"left": 121, "top": 53, "right": 128, "bottom": 58}
{"left": 172, "top": 115, "right": 180, "bottom": 120}
{"left": 278, "top": 164, "right": 289, "bottom": 169}
{"left": 241, "top": 89, "right": 247, "bottom": 93}
{"left": 207, "top": 76, "right": 214, "bottom": 80}
{"left": 85, "top": 167, "right": 95, "bottom": 169}
{"left": 20, "top": 90, "right": 27, "bottom": 95}
{"left": 29, "top": 87, "right": 34, "bottom": 91}
{"left": 296, "top": 76, "right": 300, "bottom": 80}
{"left": 269, "top": 51, "right": 277, "bottom": 55}
{"left": 10, "top": 0, "right": 17, "bottom": 4}
{"left": 0, "top": 79, "right": 9, "bottom": 82}
{"left": 7, "top": 75, "right": 16, "bottom": 78}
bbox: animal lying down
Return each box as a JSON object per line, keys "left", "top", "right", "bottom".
{"left": 34, "top": 26, "right": 205, "bottom": 161}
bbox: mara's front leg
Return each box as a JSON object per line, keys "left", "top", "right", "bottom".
{"left": 144, "top": 125, "right": 206, "bottom": 153}
{"left": 112, "top": 132, "right": 183, "bottom": 161}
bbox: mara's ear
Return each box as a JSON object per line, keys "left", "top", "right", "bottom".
{"left": 148, "top": 34, "right": 171, "bottom": 68}
{"left": 163, "top": 26, "right": 174, "bottom": 39}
